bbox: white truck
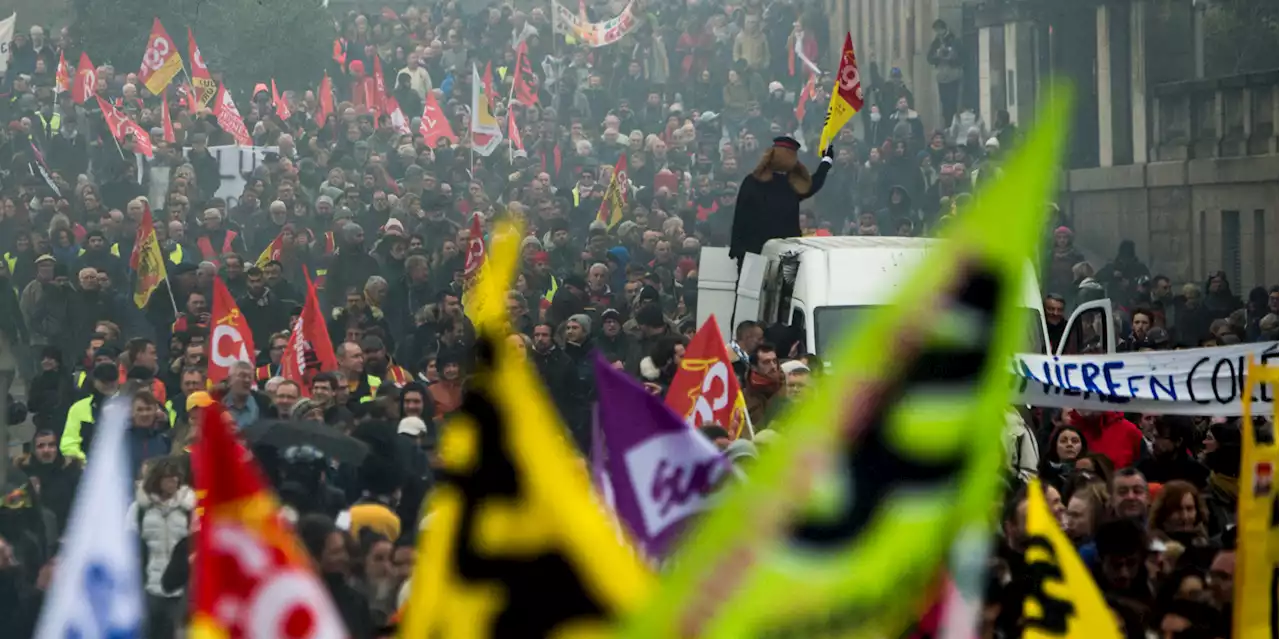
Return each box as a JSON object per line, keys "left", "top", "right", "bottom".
{"left": 697, "top": 236, "right": 1116, "bottom": 357}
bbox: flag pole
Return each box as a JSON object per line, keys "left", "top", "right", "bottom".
{"left": 506, "top": 70, "right": 517, "bottom": 163}
{"left": 164, "top": 268, "right": 180, "bottom": 316}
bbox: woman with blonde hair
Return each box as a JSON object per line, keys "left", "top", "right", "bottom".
{"left": 729, "top": 137, "right": 835, "bottom": 265}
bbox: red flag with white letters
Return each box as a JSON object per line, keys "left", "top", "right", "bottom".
{"left": 280, "top": 269, "right": 338, "bottom": 395}
{"left": 207, "top": 276, "right": 256, "bottom": 387}
{"left": 663, "top": 316, "right": 751, "bottom": 439}
{"left": 138, "top": 17, "right": 183, "bottom": 95}
{"left": 213, "top": 84, "right": 252, "bottom": 146}
{"left": 96, "top": 95, "right": 154, "bottom": 157}
{"left": 419, "top": 89, "right": 457, "bottom": 147}
{"left": 72, "top": 52, "right": 97, "bottom": 105}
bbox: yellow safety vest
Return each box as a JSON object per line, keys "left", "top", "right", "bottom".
{"left": 543, "top": 276, "right": 558, "bottom": 302}
{"left": 169, "top": 244, "right": 184, "bottom": 265}
{"left": 61, "top": 396, "right": 96, "bottom": 461}
{"left": 356, "top": 374, "right": 382, "bottom": 404}
{"left": 36, "top": 112, "right": 60, "bottom": 136}
{"left": 3, "top": 252, "right": 15, "bottom": 274}
{"left": 164, "top": 399, "right": 177, "bottom": 426}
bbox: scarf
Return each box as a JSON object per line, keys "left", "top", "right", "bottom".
{"left": 538, "top": 145, "right": 562, "bottom": 178}
{"left": 1208, "top": 471, "right": 1239, "bottom": 500}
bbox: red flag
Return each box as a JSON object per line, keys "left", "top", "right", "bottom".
{"left": 664, "top": 316, "right": 750, "bottom": 439}
{"left": 419, "top": 89, "right": 457, "bottom": 146}
{"left": 72, "top": 52, "right": 96, "bottom": 105}
{"left": 213, "top": 84, "right": 252, "bottom": 146}
{"left": 482, "top": 61, "right": 497, "bottom": 109}
{"left": 190, "top": 399, "right": 347, "bottom": 639}
{"left": 138, "top": 18, "right": 183, "bottom": 95}
{"left": 795, "top": 73, "right": 816, "bottom": 122}
{"left": 513, "top": 41, "right": 539, "bottom": 106}
{"left": 384, "top": 94, "right": 411, "bottom": 134}
{"left": 128, "top": 202, "right": 166, "bottom": 307}
{"left": 508, "top": 108, "right": 524, "bottom": 151}
{"left": 208, "top": 276, "right": 256, "bottom": 387}
{"left": 161, "top": 92, "right": 176, "bottom": 143}
{"left": 187, "top": 28, "right": 217, "bottom": 110}
{"left": 281, "top": 269, "right": 337, "bottom": 394}
{"left": 370, "top": 56, "right": 388, "bottom": 119}
{"left": 317, "top": 74, "right": 334, "bottom": 126}
{"left": 96, "top": 95, "right": 154, "bottom": 157}
{"left": 271, "top": 79, "right": 292, "bottom": 121}
{"left": 463, "top": 213, "right": 486, "bottom": 278}
{"left": 255, "top": 232, "right": 284, "bottom": 267}
{"left": 55, "top": 51, "right": 70, "bottom": 95}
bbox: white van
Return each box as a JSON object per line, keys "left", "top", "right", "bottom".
{"left": 697, "top": 236, "right": 1115, "bottom": 357}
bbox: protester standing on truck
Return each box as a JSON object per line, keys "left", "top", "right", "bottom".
{"left": 729, "top": 137, "right": 835, "bottom": 265}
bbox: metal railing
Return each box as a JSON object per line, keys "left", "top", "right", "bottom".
{"left": 1151, "top": 70, "right": 1278, "bottom": 161}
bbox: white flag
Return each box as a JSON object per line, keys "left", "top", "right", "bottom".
{"left": 470, "top": 64, "right": 503, "bottom": 156}
{"left": 33, "top": 398, "right": 144, "bottom": 639}
{"left": 0, "top": 14, "right": 17, "bottom": 76}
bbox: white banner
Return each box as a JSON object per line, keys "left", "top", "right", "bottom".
{"left": 552, "top": 1, "right": 640, "bottom": 48}
{"left": 182, "top": 145, "right": 277, "bottom": 209}
{"left": 0, "top": 14, "right": 16, "bottom": 77}
{"left": 1012, "top": 342, "right": 1278, "bottom": 416}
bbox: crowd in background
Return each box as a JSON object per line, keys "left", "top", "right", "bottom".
{"left": 0, "top": 0, "right": 1275, "bottom": 637}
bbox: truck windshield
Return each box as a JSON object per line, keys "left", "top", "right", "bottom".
{"left": 813, "top": 306, "right": 1047, "bottom": 357}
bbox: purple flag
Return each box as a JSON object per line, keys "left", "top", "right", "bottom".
{"left": 592, "top": 355, "right": 729, "bottom": 559}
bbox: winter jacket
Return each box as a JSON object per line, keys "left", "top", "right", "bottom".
{"left": 13, "top": 451, "right": 83, "bottom": 534}
{"left": 128, "top": 485, "right": 196, "bottom": 596}
{"left": 20, "top": 280, "right": 72, "bottom": 346}
{"left": 1069, "top": 411, "right": 1145, "bottom": 470}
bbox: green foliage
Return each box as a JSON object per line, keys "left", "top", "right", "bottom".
{"left": 1204, "top": 0, "right": 1279, "bottom": 76}
{"left": 69, "top": 0, "right": 335, "bottom": 96}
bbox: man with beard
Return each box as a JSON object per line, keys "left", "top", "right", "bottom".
{"left": 261, "top": 259, "right": 302, "bottom": 304}
{"left": 323, "top": 223, "right": 382, "bottom": 310}
{"left": 743, "top": 342, "right": 783, "bottom": 425}
{"left": 14, "top": 429, "right": 83, "bottom": 534}
{"left": 362, "top": 336, "right": 412, "bottom": 387}
{"left": 238, "top": 266, "right": 292, "bottom": 349}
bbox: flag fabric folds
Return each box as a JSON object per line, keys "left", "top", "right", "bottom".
{"left": 596, "top": 154, "right": 627, "bottom": 229}
{"left": 398, "top": 225, "right": 653, "bottom": 638}
{"left": 594, "top": 355, "right": 730, "bottom": 560}
{"left": 129, "top": 201, "right": 167, "bottom": 308}
{"left": 1021, "top": 479, "right": 1122, "bottom": 639}
{"left": 208, "top": 276, "right": 257, "bottom": 387}
{"left": 371, "top": 55, "right": 388, "bottom": 119}
{"left": 317, "top": 74, "right": 335, "bottom": 126}
{"left": 213, "top": 84, "right": 252, "bottom": 146}
{"left": 817, "top": 33, "right": 866, "bottom": 151}
{"left": 55, "top": 50, "right": 71, "bottom": 94}
{"left": 72, "top": 52, "right": 97, "bottom": 105}
{"left": 96, "top": 95, "right": 155, "bottom": 158}
{"left": 187, "top": 28, "right": 217, "bottom": 109}
{"left": 513, "top": 41, "right": 539, "bottom": 106}
{"left": 271, "top": 78, "right": 292, "bottom": 121}
{"left": 663, "top": 316, "right": 749, "bottom": 439}
{"left": 139, "top": 17, "right": 183, "bottom": 95}
{"left": 32, "top": 399, "right": 143, "bottom": 639}
{"left": 622, "top": 85, "right": 1073, "bottom": 639}
{"left": 420, "top": 88, "right": 457, "bottom": 146}
{"left": 385, "top": 94, "right": 411, "bottom": 134}
{"left": 189, "top": 400, "right": 347, "bottom": 639}
{"left": 470, "top": 64, "right": 503, "bottom": 157}
{"left": 1236, "top": 362, "right": 1278, "bottom": 639}
{"left": 281, "top": 269, "right": 337, "bottom": 394}
{"left": 161, "top": 92, "right": 176, "bottom": 143}
{"left": 256, "top": 231, "right": 285, "bottom": 267}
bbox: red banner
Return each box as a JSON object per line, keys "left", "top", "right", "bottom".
{"left": 508, "top": 108, "right": 524, "bottom": 151}
{"left": 72, "top": 52, "right": 96, "bottom": 105}
{"left": 317, "top": 74, "right": 334, "bottom": 126}
{"left": 96, "top": 95, "right": 154, "bottom": 157}
{"left": 419, "top": 89, "right": 457, "bottom": 146}
{"left": 213, "top": 84, "right": 252, "bottom": 146}
{"left": 664, "top": 316, "right": 750, "bottom": 438}
{"left": 191, "top": 400, "right": 346, "bottom": 639}
{"left": 370, "top": 56, "right": 388, "bottom": 119}
{"left": 384, "top": 94, "right": 411, "bottom": 134}
{"left": 187, "top": 28, "right": 217, "bottom": 110}
{"left": 463, "top": 213, "right": 486, "bottom": 278}
{"left": 208, "top": 276, "right": 256, "bottom": 387}
{"left": 271, "top": 79, "right": 292, "bottom": 122}
{"left": 161, "top": 92, "right": 176, "bottom": 143}
{"left": 513, "top": 41, "right": 539, "bottom": 106}
{"left": 138, "top": 17, "right": 183, "bottom": 95}
{"left": 281, "top": 269, "right": 337, "bottom": 394}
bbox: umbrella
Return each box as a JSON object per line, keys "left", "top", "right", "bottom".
{"left": 241, "top": 420, "right": 370, "bottom": 465}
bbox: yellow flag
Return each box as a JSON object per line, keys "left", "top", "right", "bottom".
{"left": 139, "top": 18, "right": 184, "bottom": 96}
{"left": 398, "top": 222, "right": 653, "bottom": 639}
{"left": 817, "top": 33, "right": 866, "bottom": 152}
{"left": 620, "top": 85, "right": 1074, "bottom": 639}
{"left": 129, "top": 203, "right": 168, "bottom": 308}
{"left": 1022, "top": 478, "right": 1121, "bottom": 638}
{"left": 1236, "top": 361, "right": 1278, "bottom": 639}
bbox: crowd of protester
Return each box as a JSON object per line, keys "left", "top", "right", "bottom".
{"left": 0, "top": 1, "right": 1275, "bottom": 637}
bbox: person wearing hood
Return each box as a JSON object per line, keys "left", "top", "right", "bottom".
{"left": 1099, "top": 239, "right": 1149, "bottom": 300}
{"left": 730, "top": 136, "right": 832, "bottom": 264}
{"left": 13, "top": 428, "right": 82, "bottom": 534}
{"left": 126, "top": 456, "right": 195, "bottom": 639}
{"left": 876, "top": 184, "right": 915, "bottom": 230}
{"left": 323, "top": 222, "right": 383, "bottom": 310}
{"left": 26, "top": 346, "right": 73, "bottom": 435}
{"left": 1066, "top": 409, "right": 1145, "bottom": 471}
{"left": 1202, "top": 270, "right": 1241, "bottom": 319}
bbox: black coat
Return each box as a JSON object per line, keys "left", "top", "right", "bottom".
{"left": 729, "top": 160, "right": 831, "bottom": 260}
{"left": 238, "top": 290, "right": 292, "bottom": 350}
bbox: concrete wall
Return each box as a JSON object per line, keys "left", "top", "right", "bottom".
{"left": 1062, "top": 154, "right": 1279, "bottom": 293}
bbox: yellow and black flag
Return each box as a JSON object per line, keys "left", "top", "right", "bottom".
{"left": 398, "top": 223, "right": 653, "bottom": 639}
{"left": 1236, "top": 361, "right": 1277, "bottom": 639}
